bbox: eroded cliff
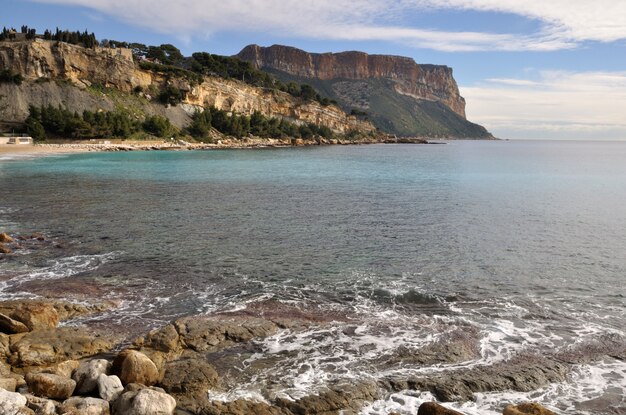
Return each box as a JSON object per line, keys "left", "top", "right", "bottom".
{"left": 0, "top": 40, "right": 374, "bottom": 135}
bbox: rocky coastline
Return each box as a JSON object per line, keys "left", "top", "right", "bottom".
{"left": 1, "top": 231, "right": 622, "bottom": 415}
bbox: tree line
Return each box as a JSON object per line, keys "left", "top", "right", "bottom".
{"left": 0, "top": 26, "right": 97, "bottom": 48}
{"left": 24, "top": 104, "right": 335, "bottom": 142}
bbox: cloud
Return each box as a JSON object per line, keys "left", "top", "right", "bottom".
{"left": 461, "top": 71, "right": 626, "bottom": 139}
{"left": 28, "top": 0, "right": 626, "bottom": 52}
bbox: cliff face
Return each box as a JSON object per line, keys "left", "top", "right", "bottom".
{"left": 237, "top": 44, "right": 466, "bottom": 118}
{"left": 0, "top": 40, "right": 373, "bottom": 134}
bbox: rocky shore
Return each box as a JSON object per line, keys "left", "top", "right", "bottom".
{"left": 2, "top": 231, "right": 623, "bottom": 414}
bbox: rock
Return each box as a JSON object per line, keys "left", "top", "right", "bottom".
{"left": 0, "top": 332, "right": 10, "bottom": 357}
{"left": 0, "top": 313, "right": 30, "bottom": 334}
{"left": 73, "top": 359, "right": 111, "bottom": 394}
{"left": 278, "top": 380, "right": 380, "bottom": 414}
{"left": 0, "top": 302, "right": 59, "bottom": 331}
{"left": 53, "top": 359, "right": 80, "bottom": 378}
{"left": 24, "top": 394, "right": 57, "bottom": 415}
{"left": 111, "top": 350, "right": 160, "bottom": 386}
{"left": 160, "top": 358, "right": 219, "bottom": 394}
{"left": 0, "top": 377, "right": 18, "bottom": 392}
{"left": 30, "top": 233, "right": 45, "bottom": 241}
{"left": 59, "top": 397, "right": 110, "bottom": 415}
{"left": 134, "top": 324, "right": 180, "bottom": 354}
{"left": 25, "top": 372, "right": 76, "bottom": 400}
{"left": 418, "top": 402, "right": 465, "bottom": 415}
{"left": 97, "top": 373, "right": 123, "bottom": 402}
{"left": 0, "top": 387, "right": 28, "bottom": 414}
{"left": 0, "top": 243, "right": 12, "bottom": 254}
{"left": 0, "top": 233, "right": 14, "bottom": 243}
{"left": 9, "top": 327, "right": 115, "bottom": 367}
{"left": 503, "top": 402, "right": 558, "bottom": 415}
{"left": 112, "top": 388, "right": 176, "bottom": 415}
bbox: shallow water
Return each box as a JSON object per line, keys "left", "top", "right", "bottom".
{"left": 1, "top": 141, "right": 625, "bottom": 413}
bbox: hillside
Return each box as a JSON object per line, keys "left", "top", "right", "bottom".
{"left": 237, "top": 44, "right": 493, "bottom": 139}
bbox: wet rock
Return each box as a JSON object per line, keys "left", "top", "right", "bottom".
{"left": 198, "top": 400, "right": 288, "bottom": 415}
{"left": 9, "top": 327, "right": 116, "bottom": 367}
{"left": 73, "top": 358, "right": 111, "bottom": 394}
{"left": 172, "top": 316, "right": 278, "bottom": 353}
{"left": 97, "top": 373, "right": 123, "bottom": 402}
{"left": 60, "top": 396, "right": 110, "bottom": 415}
{"left": 112, "top": 350, "right": 160, "bottom": 386}
{"left": 418, "top": 402, "right": 465, "bottom": 415}
{"left": 160, "top": 358, "right": 220, "bottom": 413}
{"left": 30, "top": 233, "right": 45, "bottom": 241}
{"left": 277, "top": 380, "right": 380, "bottom": 414}
{"left": 0, "top": 388, "right": 28, "bottom": 415}
{"left": 112, "top": 387, "right": 176, "bottom": 415}
{"left": 503, "top": 402, "right": 557, "bottom": 415}
{"left": 0, "top": 243, "right": 11, "bottom": 254}
{"left": 24, "top": 394, "right": 57, "bottom": 415}
{"left": 0, "top": 313, "right": 30, "bottom": 334}
{"left": 25, "top": 372, "right": 76, "bottom": 400}
{"left": 0, "top": 301, "right": 59, "bottom": 331}
{"left": 0, "top": 232, "right": 14, "bottom": 243}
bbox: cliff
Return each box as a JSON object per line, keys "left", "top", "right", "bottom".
{"left": 237, "top": 44, "right": 492, "bottom": 138}
{"left": 0, "top": 39, "right": 374, "bottom": 135}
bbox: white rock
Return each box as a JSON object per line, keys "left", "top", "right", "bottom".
{"left": 60, "top": 396, "right": 110, "bottom": 415}
{"left": 0, "top": 387, "right": 28, "bottom": 414}
{"left": 73, "top": 359, "right": 111, "bottom": 394}
{"left": 97, "top": 373, "right": 123, "bottom": 402}
{"left": 113, "top": 388, "right": 176, "bottom": 415}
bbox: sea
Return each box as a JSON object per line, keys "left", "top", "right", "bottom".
{"left": 1, "top": 140, "right": 625, "bottom": 414}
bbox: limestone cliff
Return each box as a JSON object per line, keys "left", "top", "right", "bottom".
{"left": 237, "top": 44, "right": 492, "bottom": 138}
{"left": 0, "top": 40, "right": 374, "bottom": 135}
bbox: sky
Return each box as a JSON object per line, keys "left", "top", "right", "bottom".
{"left": 3, "top": 0, "right": 626, "bottom": 140}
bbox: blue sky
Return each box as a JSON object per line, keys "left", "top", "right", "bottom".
{"left": 4, "top": 0, "right": 626, "bottom": 140}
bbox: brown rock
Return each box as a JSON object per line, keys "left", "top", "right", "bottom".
{"left": 0, "top": 376, "right": 18, "bottom": 391}
{"left": 503, "top": 403, "right": 558, "bottom": 415}
{"left": 418, "top": 402, "right": 465, "bottom": 415}
{"left": 0, "top": 243, "right": 11, "bottom": 254}
{"left": 112, "top": 350, "right": 160, "bottom": 386}
{"left": 24, "top": 394, "right": 57, "bottom": 415}
{"left": 135, "top": 323, "right": 181, "bottom": 354}
{"left": 0, "top": 232, "right": 14, "bottom": 243}
{"left": 0, "top": 301, "right": 60, "bottom": 331}
{"left": 30, "top": 233, "right": 45, "bottom": 241}
{"left": 59, "top": 396, "right": 110, "bottom": 415}
{"left": 0, "top": 312, "right": 30, "bottom": 334}
{"left": 161, "top": 358, "right": 220, "bottom": 413}
{"left": 53, "top": 359, "right": 81, "bottom": 378}
{"left": 9, "top": 327, "right": 116, "bottom": 367}
{"left": 25, "top": 372, "right": 76, "bottom": 400}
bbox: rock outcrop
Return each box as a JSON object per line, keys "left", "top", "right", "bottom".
{"left": 237, "top": 44, "right": 493, "bottom": 138}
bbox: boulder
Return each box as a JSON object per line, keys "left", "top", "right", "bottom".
{"left": 160, "top": 358, "right": 220, "bottom": 394}
{"left": 418, "top": 402, "right": 465, "bottom": 415}
{"left": 0, "top": 313, "right": 30, "bottom": 334}
{"left": 111, "top": 350, "right": 160, "bottom": 386}
{"left": 53, "top": 359, "right": 80, "bottom": 378}
{"left": 97, "top": 373, "right": 123, "bottom": 402}
{"left": 25, "top": 372, "right": 76, "bottom": 400}
{"left": 24, "top": 394, "right": 57, "bottom": 415}
{"left": 0, "top": 332, "right": 10, "bottom": 357}
{"left": 0, "top": 377, "right": 17, "bottom": 392}
{"left": 0, "top": 387, "right": 28, "bottom": 414}
{"left": 503, "top": 402, "right": 558, "bottom": 415}
{"left": 9, "top": 327, "right": 115, "bottom": 367}
{"left": 0, "top": 232, "right": 14, "bottom": 243}
{"left": 112, "top": 388, "right": 176, "bottom": 415}
{"left": 73, "top": 359, "right": 111, "bottom": 394}
{"left": 59, "top": 396, "right": 110, "bottom": 415}
{"left": 0, "top": 243, "right": 11, "bottom": 254}
{"left": 0, "top": 302, "right": 60, "bottom": 331}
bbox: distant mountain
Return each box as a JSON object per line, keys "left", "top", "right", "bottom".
{"left": 237, "top": 44, "right": 494, "bottom": 139}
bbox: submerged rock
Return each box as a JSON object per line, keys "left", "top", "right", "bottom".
{"left": 418, "top": 402, "right": 465, "bottom": 415}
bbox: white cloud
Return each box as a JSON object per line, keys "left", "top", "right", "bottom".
{"left": 29, "top": 0, "right": 626, "bottom": 52}
{"left": 461, "top": 71, "right": 626, "bottom": 139}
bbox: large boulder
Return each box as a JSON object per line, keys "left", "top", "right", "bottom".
{"left": 112, "top": 388, "right": 176, "bottom": 415}
{"left": 73, "top": 359, "right": 111, "bottom": 394}
{"left": 59, "top": 396, "right": 110, "bottom": 415}
{"left": 9, "top": 327, "right": 115, "bottom": 367}
{"left": 0, "top": 313, "right": 29, "bottom": 334}
{"left": 0, "top": 387, "right": 28, "bottom": 415}
{"left": 418, "top": 402, "right": 465, "bottom": 415}
{"left": 111, "top": 350, "right": 160, "bottom": 386}
{"left": 25, "top": 372, "right": 76, "bottom": 400}
{"left": 97, "top": 373, "right": 123, "bottom": 402}
{"left": 503, "top": 402, "right": 558, "bottom": 415}
{"left": 0, "top": 302, "right": 59, "bottom": 331}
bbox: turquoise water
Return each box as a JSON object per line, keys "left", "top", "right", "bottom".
{"left": 1, "top": 141, "right": 625, "bottom": 413}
